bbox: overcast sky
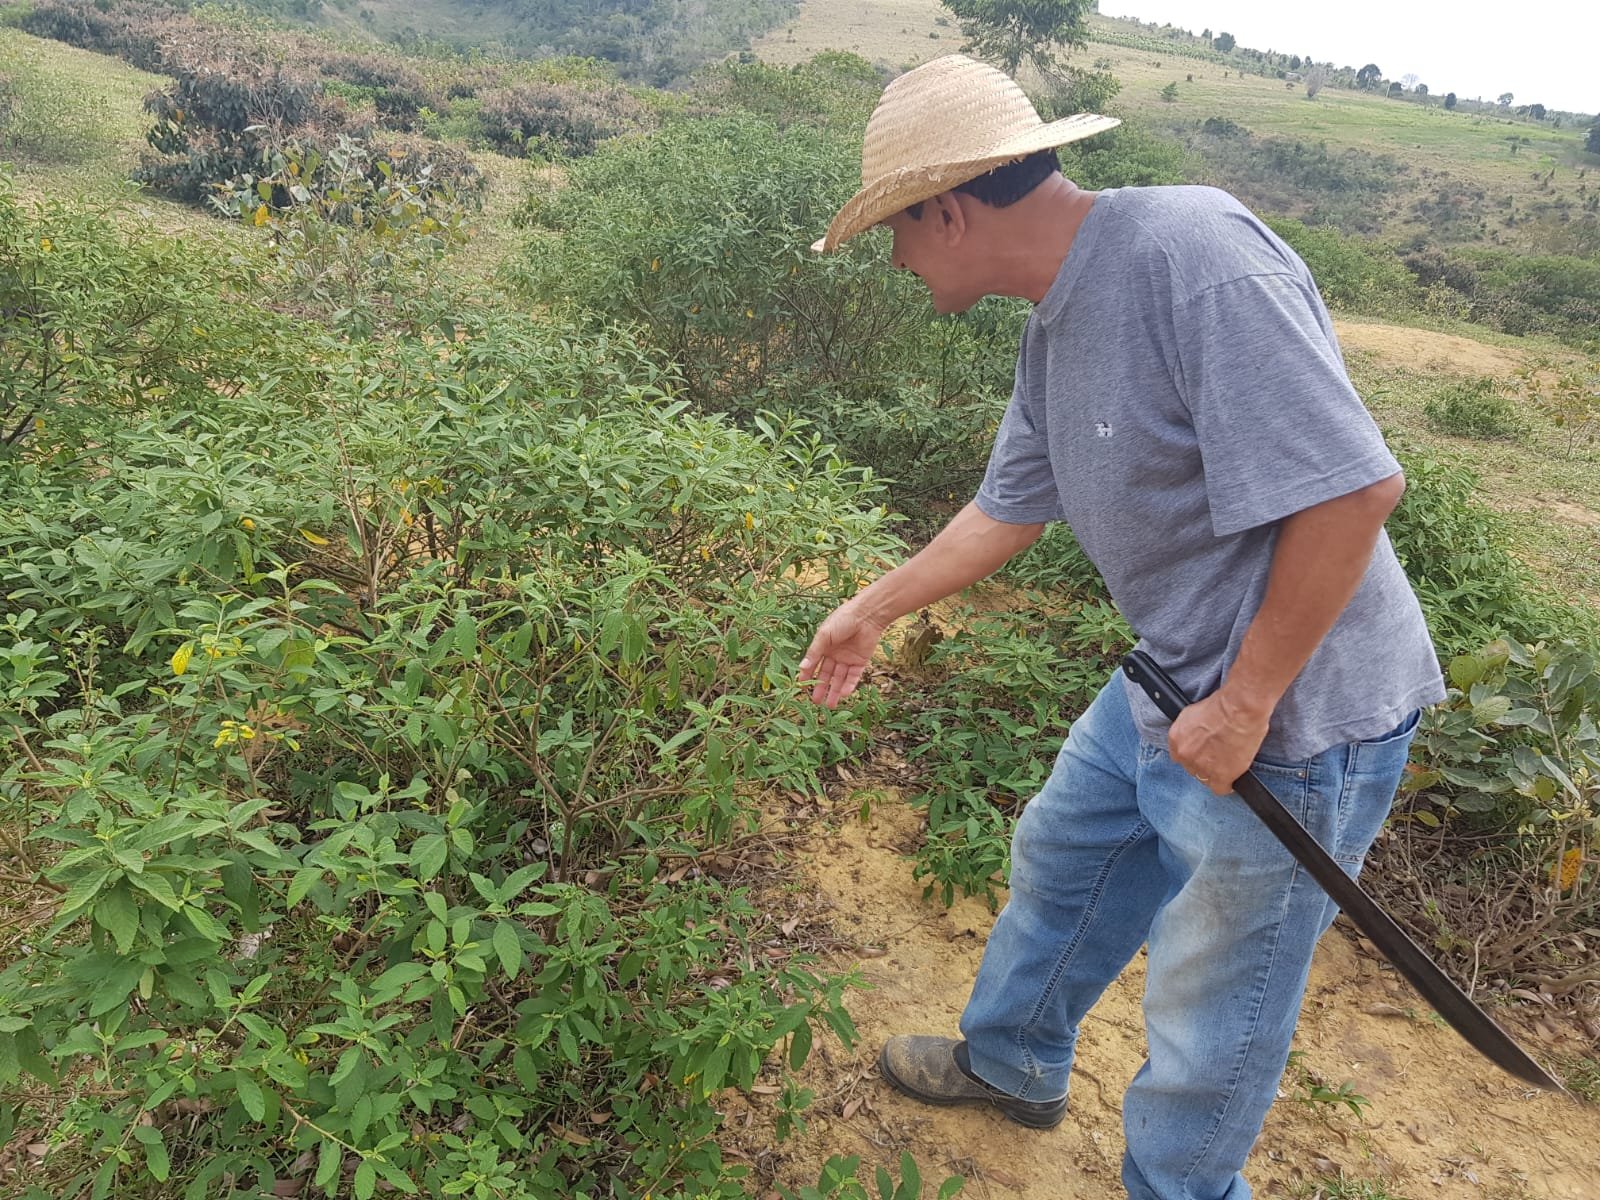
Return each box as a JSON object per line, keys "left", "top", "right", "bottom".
{"left": 1106, "top": 2, "right": 1597, "bottom": 116}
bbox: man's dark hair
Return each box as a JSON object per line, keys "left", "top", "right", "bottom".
{"left": 904, "top": 149, "right": 1060, "bottom": 221}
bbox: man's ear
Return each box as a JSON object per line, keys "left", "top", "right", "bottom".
{"left": 930, "top": 191, "right": 969, "bottom": 245}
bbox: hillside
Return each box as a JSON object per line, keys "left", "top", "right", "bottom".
{"left": 754, "top": 6, "right": 1599, "bottom": 254}
{"left": 251, "top": 0, "right": 799, "bottom": 82}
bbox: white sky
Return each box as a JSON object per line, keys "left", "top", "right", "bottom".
{"left": 1105, "top": 2, "right": 1597, "bottom": 117}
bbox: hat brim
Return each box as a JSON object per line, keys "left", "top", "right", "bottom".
{"left": 810, "top": 113, "right": 1120, "bottom": 254}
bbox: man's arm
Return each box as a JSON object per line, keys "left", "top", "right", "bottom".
{"left": 799, "top": 502, "right": 1045, "bottom": 707}
{"left": 1167, "top": 471, "right": 1406, "bottom": 793}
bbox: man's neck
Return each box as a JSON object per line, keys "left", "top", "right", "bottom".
{"left": 984, "top": 177, "right": 1099, "bottom": 305}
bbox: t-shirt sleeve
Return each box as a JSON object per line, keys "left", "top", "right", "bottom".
{"left": 974, "top": 330, "right": 1066, "bottom": 525}
{"left": 1173, "top": 272, "right": 1401, "bottom": 537}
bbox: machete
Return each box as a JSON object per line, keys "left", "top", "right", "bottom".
{"left": 1121, "top": 650, "right": 1565, "bottom": 1095}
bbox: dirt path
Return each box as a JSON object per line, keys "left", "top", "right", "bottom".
{"left": 738, "top": 789, "right": 1600, "bottom": 1200}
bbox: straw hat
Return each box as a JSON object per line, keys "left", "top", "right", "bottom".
{"left": 812, "top": 54, "right": 1119, "bottom": 253}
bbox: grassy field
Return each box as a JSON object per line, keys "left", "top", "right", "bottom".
{"left": 1338, "top": 322, "right": 1600, "bottom": 607}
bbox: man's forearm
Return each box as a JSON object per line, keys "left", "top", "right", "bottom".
{"left": 1220, "top": 473, "right": 1407, "bottom": 721}
{"left": 848, "top": 502, "right": 1045, "bottom": 628}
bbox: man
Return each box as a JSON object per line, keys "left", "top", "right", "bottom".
{"left": 798, "top": 55, "right": 1444, "bottom": 1200}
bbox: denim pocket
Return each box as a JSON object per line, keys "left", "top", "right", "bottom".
{"left": 1348, "top": 709, "right": 1422, "bottom": 778}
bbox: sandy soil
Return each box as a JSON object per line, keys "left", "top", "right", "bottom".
{"left": 1331, "top": 321, "right": 1533, "bottom": 380}
{"left": 730, "top": 788, "right": 1600, "bottom": 1200}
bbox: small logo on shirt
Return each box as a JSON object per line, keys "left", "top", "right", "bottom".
{"left": 1094, "top": 420, "right": 1115, "bottom": 438}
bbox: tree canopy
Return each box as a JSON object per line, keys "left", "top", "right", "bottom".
{"left": 1212, "top": 31, "right": 1236, "bottom": 52}
{"left": 941, "top": 0, "right": 1093, "bottom": 77}
{"left": 1356, "top": 63, "right": 1382, "bottom": 89}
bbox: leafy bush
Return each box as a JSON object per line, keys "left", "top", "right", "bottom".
{"left": 1385, "top": 444, "right": 1591, "bottom": 656}
{"left": 1382, "top": 637, "right": 1599, "bottom": 1002}
{"left": 1185, "top": 127, "right": 1403, "bottom": 235}
{"left": 893, "top": 593, "right": 1131, "bottom": 909}
{"left": 0, "top": 180, "right": 915, "bottom": 1197}
{"left": 1402, "top": 245, "right": 1600, "bottom": 346}
{"left": 478, "top": 79, "right": 655, "bottom": 158}
{"left": 0, "top": 178, "right": 290, "bottom": 454}
{"left": 508, "top": 112, "right": 1024, "bottom": 507}
{"left": 211, "top": 134, "right": 480, "bottom": 334}
{"left": 1423, "top": 377, "right": 1519, "bottom": 439}
{"left": 1264, "top": 216, "right": 1421, "bottom": 316}
{"left": 687, "top": 53, "right": 884, "bottom": 131}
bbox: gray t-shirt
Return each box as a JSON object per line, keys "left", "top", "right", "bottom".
{"left": 975, "top": 185, "right": 1445, "bottom": 761}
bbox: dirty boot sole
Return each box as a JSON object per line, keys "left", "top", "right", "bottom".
{"left": 876, "top": 1036, "right": 1067, "bottom": 1130}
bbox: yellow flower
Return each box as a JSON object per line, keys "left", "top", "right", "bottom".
{"left": 401, "top": 508, "right": 414, "bottom": 527}
{"left": 745, "top": 308, "right": 755, "bottom": 319}
{"left": 698, "top": 546, "right": 711, "bottom": 562}
{"left": 240, "top": 517, "right": 255, "bottom": 530}
{"left": 253, "top": 204, "right": 270, "bottom": 227}
{"left": 1552, "top": 847, "right": 1583, "bottom": 891}
{"left": 743, "top": 511, "right": 754, "bottom": 530}
{"left": 39, "top": 237, "right": 53, "bottom": 252}
{"left": 650, "top": 257, "right": 661, "bottom": 272}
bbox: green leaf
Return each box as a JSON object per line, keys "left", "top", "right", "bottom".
{"left": 235, "top": 1072, "right": 266, "bottom": 1121}
{"left": 286, "top": 870, "right": 320, "bottom": 908}
{"left": 94, "top": 884, "right": 140, "bottom": 954}
{"left": 411, "top": 833, "right": 448, "bottom": 881}
{"left": 894, "top": 1152, "right": 921, "bottom": 1200}
{"left": 315, "top": 1137, "right": 341, "bottom": 1190}
{"left": 54, "top": 868, "right": 112, "bottom": 919}
{"left": 937, "top": 1176, "right": 966, "bottom": 1200}
{"left": 133, "top": 1124, "right": 170, "bottom": 1181}
{"left": 354, "top": 1160, "right": 377, "bottom": 1200}
{"left": 492, "top": 921, "right": 523, "bottom": 980}
{"left": 788, "top": 1021, "right": 812, "bottom": 1072}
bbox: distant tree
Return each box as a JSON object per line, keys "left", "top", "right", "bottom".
{"left": 1445, "top": 91, "right": 1458, "bottom": 109}
{"left": 1201, "top": 27, "right": 1211, "bottom": 41}
{"left": 942, "top": 0, "right": 1093, "bottom": 76}
{"left": 1497, "top": 91, "right": 1514, "bottom": 107}
{"left": 1356, "top": 63, "right": 1382, "bottom": 90}
{"left": 1388, "top": 81, "right": 1404, "bottom": 98}
{"left": 1289, "top": 54, "right": 1301, "bottom": 69}
{"left": 1213, "top": 32, "right": 1235, "bottom": 52}
{"left": 1587, "top": 122, "right": 1600, "bottom": 155}
{"left": 1401, "top": 72, "right": 1419, "bottom": 89}
{"left": 1415, "top": 83, "right": 1428, "bottom": 97}
{"left": 1304, "top": 66, "right": 1327, "bottom": 99}
{"left": 1528, "top": 103, "right": 1546, "bottom": 120}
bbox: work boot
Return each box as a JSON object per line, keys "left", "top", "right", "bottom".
{"left": 877, "top": 1035, "right": 1067, "bottom": 1129}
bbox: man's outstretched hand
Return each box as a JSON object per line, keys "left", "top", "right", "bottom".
{"left": 798, "top": 606, "right": 886, "bottom": 709}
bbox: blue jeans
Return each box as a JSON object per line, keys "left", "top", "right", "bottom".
{"left": 959, "top": 675, "right": 1418, "bottom": 1200}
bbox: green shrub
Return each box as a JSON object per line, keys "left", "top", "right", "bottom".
{"left": 0, "top": 177, "right": 291, "bottom": 454}
{"left": 894, "top": 593, "right": 1130, "bottom": 909}
{"left": 1264, "top": 216, "right": 1420, "bottom": 315}
{"left": 1384, "top": 444, "right": 1593, "bottom": 656}
{"left": 211, "top": 134, "right": 480, "bottom": 334}
{"left": 478, "top": 79, "right": 656, "bottom": 158}
{"left": 1423, "top": 377, "right": 1519, "bottom": 439}
{"left": 0, "top": 288, "right": 902, "bottom": 1195}
{"left": 507, "top": 112, "right": 1025, "bottom": 507}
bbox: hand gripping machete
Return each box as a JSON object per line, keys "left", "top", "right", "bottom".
{"left": 1121, "top": 650, "right": 1565, "bottom": 1094}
